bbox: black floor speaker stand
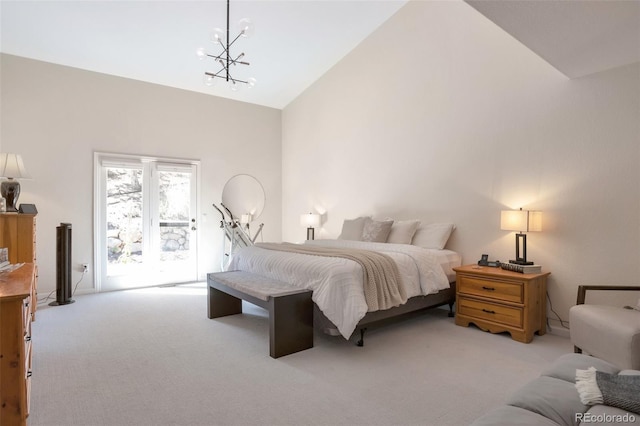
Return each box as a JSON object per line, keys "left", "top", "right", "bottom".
{"left": 50, "top": 222, "right": 75, "bottom": 306}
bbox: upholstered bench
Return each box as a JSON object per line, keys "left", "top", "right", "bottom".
{"left": 207, "top": 271, "right": 313, "bottom": 358}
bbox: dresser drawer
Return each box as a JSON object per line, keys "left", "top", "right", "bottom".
{"left": 23, "top": 296, "right": 32, "bottom": 329}
{"left": 26, "top": 373, "right": 32, "bottom": 416}
{"left": 458, "top": 275, "right": 523, "bottom": 303}
{"left": 457, "top": 297, "right": 523, "bottom": 327}
{"left": 24, "top": 338, "right": 32, "bottom": 376}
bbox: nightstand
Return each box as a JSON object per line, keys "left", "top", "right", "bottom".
{"left": 453, "top": 264, "right": 550, "bottom": 343}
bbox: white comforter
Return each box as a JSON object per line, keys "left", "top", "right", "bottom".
{"left": 228, "top": 239, "right": 454, "bottom": 339}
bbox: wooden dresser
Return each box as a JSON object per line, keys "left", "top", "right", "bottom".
{"left": 0, "top": 263, "right": 35, "bottom": 425}
{"left": 0, "top": 213, "right": 37, "bottom": 320}
{"left": 453, "top": 264, "right": 550, "bottom": 343}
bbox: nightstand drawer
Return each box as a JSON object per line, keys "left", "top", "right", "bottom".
{"left": 457, "top": 297, "right": 523, "bottom": 327}
{"left": 458, "top": 275, "right": 523, "bottom": 303}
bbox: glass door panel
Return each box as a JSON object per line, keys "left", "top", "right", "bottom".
{"left": 97, "top": 155, "right": 198, "bottom": 291}
{"left": 153, "top": 165, "right": 197, "bottom": 283}
{"left": 105, "top": 165, "right": 146, "bottom": 288}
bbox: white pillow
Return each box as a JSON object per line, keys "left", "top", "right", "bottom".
{"left": 338, "top": 216, "right": 370, "bottom": 240}
{"left": 386, "top": 220, "right": 421, "bottom": 244}
{"left": 361, "top": 219, "right": 394, "bottom": 243}
{"left": 411, "top": 223, "right": 455, "bottom": 249}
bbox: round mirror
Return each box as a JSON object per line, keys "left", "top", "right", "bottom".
{"left": 221, "top": 174, "right": 266, "bottom": 221}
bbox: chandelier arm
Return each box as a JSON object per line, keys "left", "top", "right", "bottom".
{"left": 208, "top": 53, "right": 226, "bottom": 61}
{"left": 205, "top": 72, "right": 248, "bottom": 85}
{"left": 228, "top": 54, "right": 249, "bottom": 67}
{"left": 227, "top": 32, "right": 244, "bottom": 49}
{"left": 228, "top": 76, "right": 249, "bottom": 85}
{"left": 205, "top": 68, "right": 226, "bottom": 78}
{"left": 206, "top": 74, "right": 230, "bottom": 81}
{"left": 215, "top": 43, "right": 229, "bottom": 57}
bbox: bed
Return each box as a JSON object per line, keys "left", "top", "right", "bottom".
{"left": 227, "top": 220, "right": 461, "bottom": 341}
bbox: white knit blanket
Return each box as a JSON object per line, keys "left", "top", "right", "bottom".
{"left": 256, "top": 242, "right": 407, "bottom": 311}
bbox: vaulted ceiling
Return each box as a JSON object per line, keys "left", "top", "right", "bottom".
{"left": 1, "top": 1, "right": 639, "bottom": 109}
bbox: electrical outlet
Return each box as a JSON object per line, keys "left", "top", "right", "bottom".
{"left": 82, "top": 263, "right": 89, "bottom": 272}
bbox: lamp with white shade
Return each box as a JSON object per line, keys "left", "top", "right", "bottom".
{"left": 500, "top": 208, "right": 542, "bottom": 265}
{"left": 300, "top": 212, "right": 321, "bottom": 240}
{"left": 0, "top": 153, "right": 31, "bottom": 212}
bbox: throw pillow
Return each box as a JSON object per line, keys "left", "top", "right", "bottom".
{"left": 411, "top": 223, "right": 455, "bottom": 249}
{"left": 575, "top": 367, "right": 640, "bottom": 415}
{"left": 362, "top": 219, "right": 394, "bottom": 243}
{"left": 386, "top": 220, "right": 421, "bottom": 244}
{"left": 338, "top": 216, "right": 370, "bottom": 241}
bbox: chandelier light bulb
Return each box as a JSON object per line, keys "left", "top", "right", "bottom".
{"left": 229, "top": 80, "right": 239, "bottom": 91}
{"left": 247, "top": 77, "right": 256, "bottom": 88}
{"left": 203, "top": 74, "right": 216, "bottom": 86}
{"left": 196, "top": 47, "right": 207, "bottom": 59}
{"left": 238, "top": 19, "right": 254, "bottom": 38}
{"left": 210, "top": 28, "right": 225, "bottom": 44}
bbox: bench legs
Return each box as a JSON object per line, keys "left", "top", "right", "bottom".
{"left": 270, "top": 292, "right": 313, "bottom": 358}
{"left": 208, "top": 283, "right": 313, "bottom": 358}
{"left": 208, "top": 286, "right": 242, "bottom": 318}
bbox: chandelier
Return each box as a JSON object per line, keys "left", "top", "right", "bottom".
{"left": 196, "top": 0, "right": 256, "bottom": 91}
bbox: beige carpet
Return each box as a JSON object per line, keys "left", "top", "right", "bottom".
{"left": 30, "top": 283, "right": 572, "bottom": 426}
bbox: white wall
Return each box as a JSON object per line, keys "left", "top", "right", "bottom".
{"left": 0, "top": 54, "right": 282, "bottom": 295}
{"left": 282, "top": 1, "right": 640, "bottom": 328}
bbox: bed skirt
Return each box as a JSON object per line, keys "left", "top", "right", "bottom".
{"left": 313, "top": 282, "right": 457, "bottom": 338}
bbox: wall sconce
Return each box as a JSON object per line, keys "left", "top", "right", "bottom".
{"left": 0, "top": 153, "right": 31, "bottom": 212}
{"left": 300, "top": 212, "right": 321, "bottom": 240}
{"left": 500, "top": 208, "right": 542, "bottom": 265}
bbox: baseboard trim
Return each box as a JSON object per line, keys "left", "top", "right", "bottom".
{"left": 547, "top": 326, "right": 570, "bottom": 339}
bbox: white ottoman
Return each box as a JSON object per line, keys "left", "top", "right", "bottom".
{"left": 570, "top": 304, "right": 640, "bottom": 370}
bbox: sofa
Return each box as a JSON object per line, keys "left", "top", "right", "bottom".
{"left": 471, "top": 353, "right": 639, "bottom": 425}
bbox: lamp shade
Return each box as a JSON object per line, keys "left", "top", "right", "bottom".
{"left": 300, "top": 213, "right": 321, "bottom": 228}
{"left": 528, "top": 211, "right": 542, "bottom": 232}
{"left": 501, "top": 209, "right": 542, "bottom": 232}
{"left": 0, "top": 153, "right": 30, "bottom": 179}
{"left": 500, "top": 210, "right": 528, "bottom": 232}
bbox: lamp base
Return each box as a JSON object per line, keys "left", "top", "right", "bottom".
{"left": 306, "top": 227, "right": 315, "bottom": 240}
{"left": 0, "top": 179, "right": 20, "bottom": 212}
{"left": 509, "top": 259, "right": 534, "bottom": 265}
{"left": 49, "top": 299, "right": 76, "bottom": 306}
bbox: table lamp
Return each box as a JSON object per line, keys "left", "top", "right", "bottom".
{"left": 500, "top": 208, "right": 542, "bottom": 265}
{"left": 300, "top": 212, "right": 321, "bottom": 240}
{"left": 0, "top": 153, "right": 31, "bottom": 212}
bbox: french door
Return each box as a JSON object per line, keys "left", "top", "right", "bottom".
{"left": 95, "top": 153, "right": 199, "bottom": 291}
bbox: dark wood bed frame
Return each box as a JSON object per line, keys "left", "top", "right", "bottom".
{"left": 314, "top": 281, "right": 457, "bottom": 346}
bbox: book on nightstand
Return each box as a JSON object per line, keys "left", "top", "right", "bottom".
{"left": 500, "top": 262, "right": 542, "bottom": 274}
